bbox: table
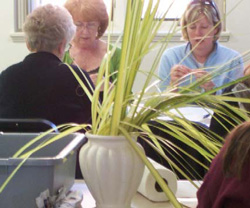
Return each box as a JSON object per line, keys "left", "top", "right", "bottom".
{"left": 71, "top": 180, "right": 201, "bottom": 208}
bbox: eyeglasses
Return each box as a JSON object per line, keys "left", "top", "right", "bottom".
{"left": 190, "top": 0, "right": 220, "bottom": 20}
{"left": 74, "top": 21, "right": 99, "bottom": 31}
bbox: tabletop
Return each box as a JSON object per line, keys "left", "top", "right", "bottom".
{"left": 71, "top": 180, "right": 201, "bottom": 208}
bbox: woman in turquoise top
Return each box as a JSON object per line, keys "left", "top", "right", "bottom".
{"left": 158, "top": 1, "right": 243, "bottom": 94}
{"left": 64, "top": 0, "right": 121, "bottom": 85}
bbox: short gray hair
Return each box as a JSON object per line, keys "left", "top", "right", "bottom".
{"left": 23, "top": 4, "right": 76, "bottom": 52}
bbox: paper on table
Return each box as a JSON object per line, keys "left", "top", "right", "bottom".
{"left": 137, "top": 158, "right": 177, "bottom": 202}
{"left": 158, "top": 106, "right": 213, "bottom": 123}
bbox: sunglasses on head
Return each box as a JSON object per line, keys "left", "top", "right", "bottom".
{"left": 190, "top": 0, "right": 220, "bottom": 19}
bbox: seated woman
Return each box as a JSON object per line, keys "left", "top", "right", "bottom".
{"left": 158, "top": 0, "right": 243, "bottom": 94}
{"left": 143, "top": 1, "right": 243, "bottom": 179}
{"left": 197, "top": 121, "right": 250, "bottom": 207}
{"left": 64, "top": 0, "right": 121, "bottom": 87}
{"left": 0, "top": 4, "right": 93, "bottom": 126}
{"left": 0, "top": 4, "right": 94, "bottom": 179}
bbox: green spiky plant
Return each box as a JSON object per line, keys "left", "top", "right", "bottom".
{"left": 1, "top": 0, "right": 250, "bottom": 207}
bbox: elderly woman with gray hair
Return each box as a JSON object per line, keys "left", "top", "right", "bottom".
{"left": 158, "top": 0, "right": 243, "bottom": 94}
{"left": 0, "top": 4, "right": 94, "bottom": 179}
{"left": 0, "top": 4, "right": 94, "bottom": 126}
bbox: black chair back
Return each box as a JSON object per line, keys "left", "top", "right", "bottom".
{"left": 0, "top": 118, "right": 58, "bottom": 133}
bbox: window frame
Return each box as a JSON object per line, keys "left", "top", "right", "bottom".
{"left": 11, "top": 0, "right": 228, "bottom": 43}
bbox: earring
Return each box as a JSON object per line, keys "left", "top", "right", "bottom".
{"left": 213, "top": 35, "right": 217, "bottom": 42}
{"left": 96, "top": 27, "right": 101, "bottom": 39}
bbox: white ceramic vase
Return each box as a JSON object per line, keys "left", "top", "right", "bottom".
{"left": 79, "top": 132, "right": 145, "bottom": 208}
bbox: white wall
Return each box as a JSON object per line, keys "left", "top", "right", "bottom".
{"left": 0, "top": 0, "right": 249, "bottom": 91}
{"left": 223, "top": 0, "right": 250, "bottom": 53}
{"left": 0, "top": 0, "right": 29, "bottom": 70}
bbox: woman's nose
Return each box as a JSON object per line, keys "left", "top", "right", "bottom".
{"left": 195, "top": 28, "right": 203, "bottom": 36}
{"left": 78, "top": 27, "right": 90, "bottom": 35}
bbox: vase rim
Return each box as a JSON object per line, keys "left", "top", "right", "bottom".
{"left": 86, "top": 132, "right": 127, "bottom": 140}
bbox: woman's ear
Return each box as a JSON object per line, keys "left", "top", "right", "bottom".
{"left": 213, "top": 27, "right": 219, "bottom": 40}
{"left": 25, "top": 40, "right": 33, "bottom": 52}
{"left": 57, "top": 39, "right": 67, "bottom": 60}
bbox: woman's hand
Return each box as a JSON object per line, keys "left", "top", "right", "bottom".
{"left": 170, "top": 65, "right": 192, "bottom": 85}
{"left": 244, "top": 64, "right": 250, "bottom": 76}
{"left": 194, "top": 70, "right": 215, "bottom": 91}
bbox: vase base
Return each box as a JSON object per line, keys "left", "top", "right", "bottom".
{"left": 95, "top": 207, "right": 133, "bottom": 208}
{"left": 95, "top": 205, "right": 133, "bottom": 208}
